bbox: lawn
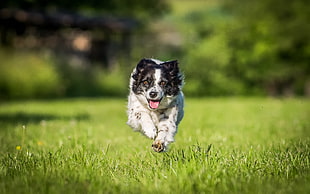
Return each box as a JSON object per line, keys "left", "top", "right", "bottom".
{"left": 0, "top": 98, "right": 309, "bottom": 194}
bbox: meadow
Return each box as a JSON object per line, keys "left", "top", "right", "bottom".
{"left": 0, "top": 98, "right": 309, "bottom": 194}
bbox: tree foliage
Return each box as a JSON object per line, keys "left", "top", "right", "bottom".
{"left": 180, "top": 0, "right": 310, "bottom": 96}
{"left": 1, "top": 0, "right": 309, "bottom": 98}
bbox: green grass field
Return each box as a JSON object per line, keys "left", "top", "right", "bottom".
{"left": 0, "top": 98, "right": 309, "bottom": 194}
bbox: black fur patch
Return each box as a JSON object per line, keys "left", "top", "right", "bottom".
{"left": 132, "top": 59, "right": 157, "bottom": 94}
{"left": 160, "top": 60, "right": 183, "bottom": 96}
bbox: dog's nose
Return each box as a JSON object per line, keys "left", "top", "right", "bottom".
{"left": 149, "top": 91, "right": 158, "bottom": 98}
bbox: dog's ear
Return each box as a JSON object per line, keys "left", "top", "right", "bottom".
{"left": 162, "top": 60, "right": 178, "bottom": 69}
{"left": 163, "top": 60, "right": 183, "bottom": 96}
{"left": 136, "top": 58, "right": 155, "bottom": 71}
{"left": 132, "top": 59, "right": 153, "bottom": 80}
{"left": 162, "top": 60, "right": 179, "bottom": 74}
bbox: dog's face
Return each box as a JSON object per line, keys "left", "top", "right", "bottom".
{"left": 131, "top": 59, "right": 183, "bottom": 110}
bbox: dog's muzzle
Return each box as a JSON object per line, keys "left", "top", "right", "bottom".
{"left": 147, "top": 91, "right": 163, "bottom": 109}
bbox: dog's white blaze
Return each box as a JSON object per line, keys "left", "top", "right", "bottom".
{"left": 154, "top": 69, "right": 161, "bottom": 84}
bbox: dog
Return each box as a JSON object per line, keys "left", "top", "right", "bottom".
{"left": 127, "top": 58, "right": 184, "bottom": 152}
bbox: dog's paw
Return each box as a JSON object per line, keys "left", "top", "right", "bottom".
{"left": 152, "top": 140, "right": 165, "bottom": 152}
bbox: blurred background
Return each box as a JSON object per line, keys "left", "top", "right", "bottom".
{"left": 0, "top": 0, "right": 309, "bottom": 100}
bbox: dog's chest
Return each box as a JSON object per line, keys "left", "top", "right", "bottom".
{"left": 149, "top": 108, "right": 172, "bottom": 125}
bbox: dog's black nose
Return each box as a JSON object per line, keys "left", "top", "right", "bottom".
{"left": 149, "top": 91, "right": 158, "bottom": 98}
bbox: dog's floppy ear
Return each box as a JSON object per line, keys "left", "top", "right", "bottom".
{"left": 163, "top": 60, "right": 183, "bottom": 96}
{"left": 162, "top": 60, "right": 179, "bottom": 74}
{"left": 132, "top": 58, "right": 154, "bottom": 80}
{"left": 136, "top": 58, "right": 155, "bottom": 71}
{"left": 162, "top": 60, "right": 178, "bottom": 69}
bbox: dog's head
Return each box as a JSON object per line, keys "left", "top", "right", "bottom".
{"left": 131, "top": 58, "right": 183, "bottom": 109}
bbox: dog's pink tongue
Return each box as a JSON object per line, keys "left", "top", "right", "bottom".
{"left": 149, "top": 100, "right": 160, "bottom": 109}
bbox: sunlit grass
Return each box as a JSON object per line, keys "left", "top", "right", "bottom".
{"left": 0, "top": 98, "right": 309, "bottom": 193}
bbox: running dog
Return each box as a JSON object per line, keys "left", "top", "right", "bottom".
{"left": 127, "top": 58, "right": 184, "bottom": 152}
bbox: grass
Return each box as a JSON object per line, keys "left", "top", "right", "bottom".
{"left": 0, "top": 97, "right": 309, "bottom": 194}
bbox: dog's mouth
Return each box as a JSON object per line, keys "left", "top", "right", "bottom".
{"left": 148, "top": 98, "right": 162, "bottom": 109}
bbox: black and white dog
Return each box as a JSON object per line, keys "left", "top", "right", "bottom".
{"left": 127, "top": 58, "right": 184, "bottom": 152}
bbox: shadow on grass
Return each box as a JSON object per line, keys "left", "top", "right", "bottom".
{"left": 0, "top": 112, "right": 89, "bottom": 125}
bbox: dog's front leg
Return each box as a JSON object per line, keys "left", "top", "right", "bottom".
{"left": 139, "top": 112, "right": 158, "bottom": 140}
{"left": 128, "top": 112, "right": 157, "bottom": 139}
{"left": 128, "top": 113, "right": 157, "bottom": 139}
{"left": 152, "top": 107, "right": 178, "bottom": 152}
{"left": 127, "top": 107, "right": 157, "bottom": 140}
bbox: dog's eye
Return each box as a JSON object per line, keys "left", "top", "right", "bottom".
{"left": 160, "top": 81, "right": 166, "bottom": 86}
{"left": 143, "top": 80, "right": 149, "bottom": 85}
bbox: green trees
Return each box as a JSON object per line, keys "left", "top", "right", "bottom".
{"left": 1, "top": 0, "right": 309, "bottom": 98}
{"left": 180, "top": 0, "right": 309, "bottom": 96}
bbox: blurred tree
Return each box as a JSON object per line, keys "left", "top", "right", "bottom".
{"left": 0, "top": 0, "right": 172, "bottom": 99}
{"left": 224, "top": 0, "right": 310, "bottom": 96}
{"left": 180, "top": 0, "right": 309, "bottom": 96}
